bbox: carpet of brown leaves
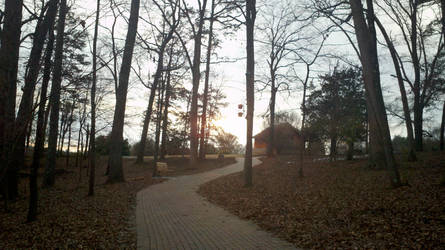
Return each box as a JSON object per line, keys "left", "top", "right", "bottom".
{"left": 0, "top": 155, "right": 235, "bottom": 249}
{"left": 198, "top": 152, "right": 445, "bottom": 249}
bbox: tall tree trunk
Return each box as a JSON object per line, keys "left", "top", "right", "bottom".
{"left": 408, "top": 0, "right": 423, "bottom": 152}
{"left": 182, "top": 98, "right": 191, "bottom": 158}
{"left": 83, "top": 124, "right": 90, "bottom": 160}
{"left": 244, "top": 0, "right": 256, "bottom": 187}
{"left": 440, "top": 0, "right": 445, "bottom": 152}
{"left": 267, "top": 85, "right": 276, "bottom": 157}
{"left": 136, "top": 48, "right": 166, "bottom": 164}
{"left": 199, "top": 0, "right": 215, "bottom": 160}
{"left": 365, "top": 0, "right": 386, "bottom": 170}
{"left": 13, "top": 0, "right": 60, "bottom": 198}
{"left": 160, "top": 50, "right": 173, "bottom": 160}
{"left": 153, "top": 76, "right": 165, "bottom": 177}
{"left": 27, "top": 24, "right": 56, "bottom": 222}
{"left": 89, "top": 0, "right": 100, "bottom": 196}
{"left": 42, "top": 0, "right": 68, "bottom": 187}
{"left": 440, "top": 102, "right": 445, "bottom": 151}
{"left": 374, "top": 16, "right": 416, "bottom": 161}
{"left": 66, "top": 102, "right": 75, "bottom": 167}
{"left": 0, "top": 0, "right": 23, "bottom": 201}
{"left": 346, "top": 140, "right": 354, "bottom": 161}
{"left": 107, "top": 0, "right": 140, "bottom": 183}
{"left": 350, "top": 0, "right": 401, "bottom": 187}
{"left": 189, "top": 0, "right": 208, "bottom": 166}
{"left": 299, "top": 65, "right": 309, "bottom": 178}
{"left": 329, "top": 134, "right": 337, "bottom": 162}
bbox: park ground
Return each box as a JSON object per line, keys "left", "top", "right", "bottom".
{"left": 1, "top": 152, "right": 444, "bottom": 249}
{"left": 0, "top": 155, "right": 235, "bottom": 249}
{"left": 199, "top": 152, "right": 445, "bottom": 249}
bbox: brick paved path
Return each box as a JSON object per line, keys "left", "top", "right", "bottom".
{"left": 136, "top": 158, "right": 297, "bottom": 249}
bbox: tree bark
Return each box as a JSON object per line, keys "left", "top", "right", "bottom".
{"left": 0, "top": 0, "right": 23, "bottom": 201}
{"left": 199, "top": 0, "right": 216, "bottom": 161}
{"left": 89, "top": 0, "right": 100, "bottom": 196}
{"left": 13, "top": 0, "right": 60, "bottom": 196}
{"left": 365, "top": 0, "right": 386, "bottom": 170}
{"left": 189, "top": 0, "right": 208, "bottom": 166}
{"left": 42, "top": 0, "right": 68, "bottom": 188}
{"left": 244, "top": 0, "right": 256, "bottom": 187}
{"left": 440, "top": 101, "right": 445, "bottom": 151}
{"left": 153, "top": 76, "right": 165, "bottom": 177}
{"left": 410, "top": 0, "right": 423, "bottom": 152}
{"left": 350, "top": 0, "right": 401, "bottom": 187}
{"left": 65, "top": 106, "right": 74, "bottom": 167}
{"left": 160, "top": 50, "right": 174, "bottom": 160}
{"left": 374, "top": 16, "right": 416, "bottom": 161}
{"left": 136, "top": 46, "right": 168, "bottom": 163}
{"left": 107, "top": 0, "right": 140, "bottom": 183}
{"left": 268, "top": 85, "right": 277, "bottom": 157}
{"left": 27, "top": 23, "right": 56, "bottom": 222}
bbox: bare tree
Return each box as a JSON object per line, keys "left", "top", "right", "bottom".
{"left": 175, "top": 0, "right": 208, "bottom": 165}
{"left": 373, "top": 15, "right": 416, "bottom": 161}
{"left": 349, "top": 0, "right": 401, "bottom": 187}
{"left": 42, "top": 0, "right": 68, "bottom": 187}
{"left": 377, "top": 0, "right": 444, "bottom": 152}
{"left": 198, "top": 0, "right": 216, "bottom": 160}
{"left": 244, "top": 0, "right": 256, "bottom": 187}
{"left": 135, "top": 0, "right": 180, "bottom": 164}
{"left": 0, "top": 0, "right": 23, "bottom": 202}
{"left": 257, "top": 2, "right": 302, "bottom": 157}
{"left": 107, "top": 0, "right": 140, "bottom": 183}
{"left": 88, "top": 0, "right": 100, "bottom": 196}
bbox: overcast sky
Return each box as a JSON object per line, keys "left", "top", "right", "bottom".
{"left": 74, "top": 0, "right": 443, "bottom": 146}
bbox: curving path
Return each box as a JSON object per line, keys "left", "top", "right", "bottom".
{"left": 136, "top": 158, "right": 297, "bottom": 249}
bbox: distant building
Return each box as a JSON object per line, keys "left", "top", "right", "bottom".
{"left": 253, "top": 123, "right": 303, "bottom": 155}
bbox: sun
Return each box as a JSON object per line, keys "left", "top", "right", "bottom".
{"left": 212, "top": 114, "right": 247, "bottom": 145}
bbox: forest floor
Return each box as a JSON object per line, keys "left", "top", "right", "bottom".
{"left": 0, "top": 155, "right": 236, "bottom": 249}
{"left": 198, "top": 152, "right": 445, "bottom": 249}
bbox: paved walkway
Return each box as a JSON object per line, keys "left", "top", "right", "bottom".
{"left": 136, "top": 158, "right": 297, "bottom": 249}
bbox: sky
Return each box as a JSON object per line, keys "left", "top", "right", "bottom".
{"left": 74, "top": 0, "right": 443, "bottom": 147}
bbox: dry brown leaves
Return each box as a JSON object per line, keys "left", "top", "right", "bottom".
{"left": 0, "top": 156, "right": 234, "bottom": 249}
{"left": 198, "top": 152, "right": 445, "bottom": 249}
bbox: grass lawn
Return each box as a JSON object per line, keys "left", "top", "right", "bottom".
{"left": 0, "top": 155, "right": 236, "bottom": 249}
{"left": 198, "top": 152, "right": 445, "bottom": 249}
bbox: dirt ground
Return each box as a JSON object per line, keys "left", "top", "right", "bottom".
{"left": 198, "top": 152, "right": 445, "bottom": 249}
{"left": 0, "top": 155, "right": 236, "bottom": 249}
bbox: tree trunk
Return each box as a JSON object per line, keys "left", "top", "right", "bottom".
{"left": 346, "top": 140, "right": 354, "bottom": 161}
{"left": 410, "top": 0, "right": 423, "bottom": 152}
{"left": 189, "top": 0, "right": 208, "bottom": 166}
{"left": 329, "top": 134, "right": 337, "bottom": 162}
{"left": 244, "top": 0, "right": 256, "bottom": 187}
{"left": 42, "top": 0, "right": 68, "bottom": 188}
{"left": 107, "top": 0, "right": 140, "bottom": 183}
{"left": 136, "top": 48, "right": 165, "bottom": 164}
{"left": 441, "top": 0, "right": 445, "bottom": 153}
{"left": 66, "top": 101, "right": 75, "bottom": 167}
{"left": 160, "top": 51, "right": 173, "bottom": 160}
{"left": 199, "top": 0, "right": 215, "bottom": 161}
{"left": 0, "top": 0, "right": 23, "bottom": 202}
{"left": 153, "top": 76, "right": 165, "bottom": 177}
{"left": 440, "top": 101, "right": 445, "bottom": 151}
{"left": 299, "top": 66, "right": 309, "bottom": 178}
{"left": 365, "top": 0, "right": 386, "bottom": 170}
{"left": 374, "top": 16, "right": 416, "bottom": 161}
{"left": 27, "top": 24, "right": 56, "bottom": 222}
{"left": 83, "top": 124, "right": 90, "bottom": 160}
{"left": 268, "top": 86, "right": 276, "bottom": 157}
{"left": 89, "top": 0, "right": 100, "bottom": 196}
{"left": 13, "top": 0, "right": 59, "bottom": 198}
{"left": 350, "top": 0, "right": 401, "bottom": 187}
